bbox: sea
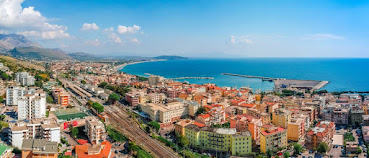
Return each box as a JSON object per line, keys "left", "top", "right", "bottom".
{"left": 121, "top": 58, "right": 369, "bottom": 92}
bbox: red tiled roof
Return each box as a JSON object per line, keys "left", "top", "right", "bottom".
{"left": 261, "top": 127, "right": 286, "bottom": 136}
{"left": 199, "top": 114, "right": 211, "bottom": 119}
{"left": 75, "top": 141, "right": 112, "bottom": 158}
{"left": 194, "top": 122, "right": 206, "bottom": 127}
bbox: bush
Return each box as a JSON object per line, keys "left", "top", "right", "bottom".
{"left": 148, "top": 121, "right": 160, "bottom": 132}
{"left": 107, "top": 126, "right": 127, "bottom": 142}
{"left": 92, "top": 102, "right": 104, "bottom": 113}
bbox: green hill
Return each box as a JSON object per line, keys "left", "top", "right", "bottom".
{"left": 9, "top": 46, "right": 72, "bottom": 60}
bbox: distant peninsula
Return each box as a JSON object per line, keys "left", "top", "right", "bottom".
{"left": 153, "top": 55, "right": 188, "bottom": 60}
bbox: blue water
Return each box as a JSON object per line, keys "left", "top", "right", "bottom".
{"left": 121, "top": 58, "right": 369, "bottom": 92}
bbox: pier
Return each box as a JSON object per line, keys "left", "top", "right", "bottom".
{"left": 221, "top": 73, "right": 278, "bottom": 81}
{"left": 169, "top": 77, "right": 214, "bottom": 80}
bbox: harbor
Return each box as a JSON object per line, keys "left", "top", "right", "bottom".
{"left": 222, "top": 73, "right": 329, "bottom": 91}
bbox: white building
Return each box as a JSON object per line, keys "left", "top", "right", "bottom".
{"left": 8, "top": 119, "right": 60, "bottom": 148}
{"left": 6, "top": 86, "right": 26, "bottom": 106}
{"left": 17, "top": 91, "right": 46, "bottom": 120}
{"left": 15, "top": 72, "right": 35, "bottom": 86}
{"left": 85, "top": 116, "right": 106, "bottom": 144}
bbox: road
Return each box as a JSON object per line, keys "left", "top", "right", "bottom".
{"left": 105, "top": 105, "right": 179, "bottom": 158}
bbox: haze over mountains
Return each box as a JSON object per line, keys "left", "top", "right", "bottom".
{"left": 0, "top": 34, "right": 187, "bottom": 61}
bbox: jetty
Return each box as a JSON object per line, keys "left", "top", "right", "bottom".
{"left": 221, "top": 73, "right": 278, "bottom": 82}
{"left": 169, "top": 77, "right": 214, "bottom": 80}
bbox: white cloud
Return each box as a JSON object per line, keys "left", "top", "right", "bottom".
{"left": 81, "top": 23, "right": 99, "bottom": 31}
{"left": 117, "top": 25, "right": 141, "bottom": 34}
{"left": 0, "top": 0, "right": 70, "bottom": 39}
{"left": 84, "top": 39, "right": 100, "bottom": 46}
{"left": 302, "top": 33, "right": 344, "bottom": 40}
{"left": 19, "top": 30, "right": 70, "bottom": 39}
{"left": 131, "top": 38, "right": 140, "bottom": 43}
{"left": 108, "top": 33, "right": 122, "bottom": 43}
{"left": 104, "top": 27, "right": 114, "bottom": 32}
{"left": 229, "top": 35, "right": 253, "bottom": 45}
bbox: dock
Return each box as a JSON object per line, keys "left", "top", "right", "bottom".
{"left": 221, "top": 73, "right": 278, "bottom": 82}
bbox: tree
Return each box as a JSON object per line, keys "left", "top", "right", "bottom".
{"left": 98, "top": 82, "right": 108, "bottom": 88}
{"left": 195, "top": 107, "right": 206, "bottom": 116}
{"left": 47, "top": 96, "right": 54, "bottom": 103}
{"left": 0, "top": 96, "right": 3, "bottom": 103}
{"left": 81, "top": 80, "right": 87, "bottom": 84}
{"left": 357, "top": 146, "right": 362, "bottom": 153}
{"left": 108, "top": 93, "right": 120, "bottom": 104}
{"left": 283, "top": 152, "right": 290, "bottom": 158}
{"left": 35, "top": 81, "right": 43, "bottom": 88}
{"left": 148, "top": 121, "right": 160, "bottom": 132}
{"left": 317, "top": 142, "right": 328, "bottom": 153}
{"left": 293, "top": 143, "right": 302, "bottom": 155}
{"left": 177, "top": 135, "right": 189, "bottom": 148}
{"left": 92, "top": 102, "right": 104, "bottom": 113}
{"left": 71, "top": 127, "right": 79, "bottom": 138}
{"left": 266, "top": 149, "right": 273, "bottom": 158}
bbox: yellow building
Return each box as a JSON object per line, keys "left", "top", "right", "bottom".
{"left": 287, "top": 118, "right": 305, "bottom": 141}
{"left": 272, "top": 108, "right": 291, "bottom": 128}
{"left": 260, "top": 125, "right": 287, "bottom": 153}
{"left": 184, "top": 125, "right": 252, "bottom": 156}
{"left": 184, "top": 124, "right": 201, "bottom": 147}
{"left": 174, "top": 119, "right": 194, "bottom": 136}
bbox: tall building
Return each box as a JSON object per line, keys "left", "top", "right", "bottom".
{"left": 260, "top": 125, "right": 288, "bottom": 153}
{"left": 148, "top": 75, "right": 164, "bottom": 85}
{"left": 6, "top": 86, "right": 26, "bottom": 106}
{"left": 21, "top": 139, "right": 58, "bottom": 158}
{"left": 272, "top": 108, "right": 291, "bottom": 128}
{"left": 85, "top": 116, "right": 106, "bottom": 144}
{"left": 287, "top": 118, "right": 305, "bottom": 141}
{"left": 15, "top": 72, "right": 35, "bottom": 86}
{"left": 8, "top": 119, "right": 61, "bottom": 148}
{"left": 17, "top": 91, "right": 46, "bottom": 120}
{"left": 52, "top": 88, "right": 70, "bottom": 106}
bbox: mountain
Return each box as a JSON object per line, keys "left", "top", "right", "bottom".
{"left": 68, "top": 52, "right": 100, "bottom": 61}
{"left": 153, "top": 55, "right": 188, "bottom": 60}
{"left": 0, "top": 34, "right": 42, "bottom": 53}
{"left": 9, "top": 46, "right": 72, "bottom": 60}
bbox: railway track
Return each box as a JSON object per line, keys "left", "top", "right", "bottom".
{"left": 105, "top": 105, "right": 179, "bottom": 158}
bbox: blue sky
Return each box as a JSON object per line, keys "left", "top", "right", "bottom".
{"left": 1, "top": 0, "right": 369, "bottom": 57}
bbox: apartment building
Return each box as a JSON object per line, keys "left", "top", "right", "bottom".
{"left": 184, "top": 125, "right": 252, "bottom": 156}
{"left": 148, "top": 75, "right": 164, "bottom": 85}
{"left": 15, "top": 72, "right": 35, "bottom": 86}
{"left": 85, "top": 116, "right": 106, "bottom": 144}
{"left": 306, "top": 121, "right": 335, "bottom": 149}
{"left": 142, "top": 101, "right": 188, "bottom": 126}
{"left": 174, "top": 119, "right": 194, "bottom": 136}
{"left": 21, "top": 139, "right": 58, "bottom": 158}
{"left": 259, "top": 125, "right": 288, "bottom": 153}
{"left": 287, "top": 118, "right": 305, "bottom": 141}
{"left": 196, "top": 107, "right": 226, "bottom": 126}
{"left": 17, "top": 91, "right": 46, "bottom": 120}
{"left": 6, "top": 86, "right": 26, "bottom": 106}
{"left": 52, "top": 88, "right": 70, "bottom": 106}
{"left": 272, "top": 108, "right": 291, "bottom": 128}
{"left": 8, "top": 119, "right": 60, "bottom": 148}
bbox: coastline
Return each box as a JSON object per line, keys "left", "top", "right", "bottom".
{"left": 115, "top": 59, "right": 166, "bottom": 72}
